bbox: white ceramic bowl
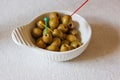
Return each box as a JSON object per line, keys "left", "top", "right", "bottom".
{"left": 12, "top": 10, "right": 92, "bottom": 61}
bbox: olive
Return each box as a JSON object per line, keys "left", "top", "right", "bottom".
{"left": 42, "top": 33, "right": 52, "bottom": 44}
{"left": 46, "top": 45, "right": 59, "bottom": 51}
{"left": 68, "top": 21, "right": 75, "bottom": 29}
{"left": 62, "top": 33, "right": 67, "bottom": 40}
{"left": 70, "top": 40, "right": 81, "bottom": 48}
{"left": 51, "top": 37, "right": 61, "bottom": 47}
{"left": 31, "top": 12, "right": 82, "bottom": 51}
{"left": 58, "top": 24, "right": 68, "bottom": 32}
{"left": 69, "top": 29, "right": 78, "bottom": 35}
{"left": 36, "top": 38, "right": 46, "bottom": 48}
{"left": 37, "top": 20, "right": 44, "bottom": 29}
{"left": 66, "top": 34, "right": 77, "bottom": 42}
{"left": 52, "top": 29, "right": 63, "bottom": 39}
{"left": 49, "top": 12, "right": 59, "bottom": 19}
{"left": 60, "top": 44, "right": 70, "bottom": 52}
{"left": 31, "top": 27, "right": 42, "bottom": 38}
{"left": 49, "top": 18, "right": 59, "bottom": 30}
{"left": 61, "top": 15, "right": 72, "bottom": 25}
{"left": 43, "top": 28, "right": 52, "bottom": 35}
{"left": 61, "top": 40, "right": 69, "bottom": 45}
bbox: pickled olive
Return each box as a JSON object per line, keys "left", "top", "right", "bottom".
{"left": 52, "top": 29, "right": 63, "bottom": 39}
{"left": 43, "top": 28, "right": 51, "bottom": 35}
{"left": 31, "top": 12, "right": 82, "bottom": 52}
{"left": 49, "top": 18, "right": 59, "bottom": 30}
{"left": 61, "top": 40, "right": 69, "bottom": 45}
{"left": 62, "top": 15, "right": 72, "bottom": 25}
{"left": 31, "top": 27, "right": 42, "bottom": 38}
{"left": 36, "top": 38, "right": 46, "bottom": 48}
{"left": 49, "top": 12, "right": 59, "bottom": 19}
{"left": 69, "top": 29, "right": 78, "bottom": 35}
{"left": 37, "top": 20, "right": 45, "bottom": 29}
{"left": 68, "top": 21, "right": 75, "bottom": 29}
{"left": 66, "top": 34, "right": 77, "bottom": 42}
{"left": 58, "top": 24, "right": 68, "bottom": 32}
{"left": 70, "top": 41, "right": 81, "bottom": 48}
{"left": 46, "top": 45, "right": 59, "bottom": 51}
{"left": 62, "top": 33, "right": 67, "bottom": 39}
{"left": 60, "top": 44, "right": 70, "bottom": 52}
{"left": 42, "top": 33, "right": 52, "bottom": 44}
{"left": 51, "top": 37, "right": 61, "bottom": 47}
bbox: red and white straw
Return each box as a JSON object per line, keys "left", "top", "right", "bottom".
{"left": 71, "top": 0, "right": 89, "bottom": 16}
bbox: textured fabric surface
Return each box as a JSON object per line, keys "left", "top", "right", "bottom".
{"left": 0, "top": 0, "right": 120, "bottom": 80}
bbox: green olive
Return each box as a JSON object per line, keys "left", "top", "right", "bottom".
{"left": 31, "top": 27, "right": 42, "bottom": 38}
{"left": 49, "top": 18, "right": 59, "bottom": 30}
{"left": 52, "top": 29, "right": 63, "bottom": 39}
{"left": 62, "top": 15, "right": 72, "bottom": 25}
{"left": 61, "top": 40, "right": 69, "bottom": 45}
{"left": 58, "top": 24, "right": 68, "bottom": 32}
{"left": 68, "top": 21, "right": 75, "bottom": 29}
{"left": 62, "top": 33, "right": 67, "bottom": 40}
{"left": 46, "top": 45, "right": 59, "bottom": 51}
{"left": 36, "top": 38, "right": 46, "bottom": 48}
{"left": 49, "top": 12, "right": 59, "bottom": 19}
{"left": 43, "top": 28, "right": 51, "bottom": 35}
{"left": 66, "top": 34, "right": 77, "bottom": 42}
{"left": 70, "top": 40, "right": 81, "bottom": 48}
{"left": 51, "top": 37, "right": 61, "bottom": 47}
{"left": 69, "top": 29, "right": 78, "bottom": 35}
{"left": 37, "top": 20, "right": 44, "bottom": 29}
{"left": 42, "top": 33, "right": 52, "bottom": 44}
{"left": 60, "top": 44, "right": 70, "bottom": 52}
{"left": 32, "top": 12, "right": 82, "bottom": 51}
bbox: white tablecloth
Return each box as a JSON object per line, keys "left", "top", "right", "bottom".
{"left": 0, "top": 0, "right": 120, "bottom": 80}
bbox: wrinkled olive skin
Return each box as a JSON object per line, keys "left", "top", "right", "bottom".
{"left": 31, "top": 27, "right": 42, "bottom": 38}
{"left": 66, "top": 34, "right": 77, "bottom": 42}
{"left": 62, "top": 15, "right": 72, "bottom": 25}
{"left": 60, "top": 44, "right": 70, "bottom": 52}
{"left": 49, "top": 12, "right": 59, "bottom": 19}
{"left": 52, "top": 29, "right": 63, "bottom": 39}
{"left": 42, "top": 33, "right": 52, "bottom": 44}
{"left": 70, "top": 40, "right": 81, "bottom": 48}
{"left": 58, "top": 24, "right": 68, "bottom": 32}
{"left": 36, "top": 38, "right": 46, "bottom": 48}
{"left": 49, "top": 18, "right": 59, "bottom": 30}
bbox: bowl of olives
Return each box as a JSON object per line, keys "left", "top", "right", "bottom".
{"left": 12, "top": 10, "right": 92, "bottom": 61}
